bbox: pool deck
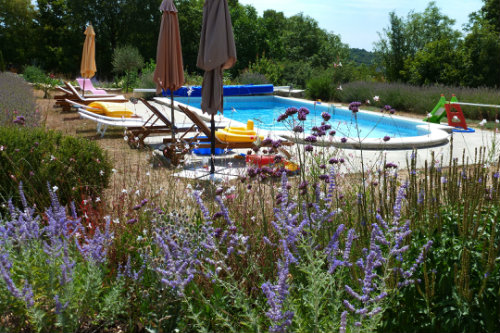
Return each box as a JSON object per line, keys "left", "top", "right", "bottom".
{"left": 148, "top": 97, "right": 499, "bottom": 180}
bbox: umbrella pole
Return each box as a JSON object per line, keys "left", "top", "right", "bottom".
{"left": 210, "top": 114, "right": 216, "bottom": 174}
{"left": 82, "top": 79, "right": 85, "bottom": 97}
{"left": 170, "top": 92, "right": 175, "bottom": 142}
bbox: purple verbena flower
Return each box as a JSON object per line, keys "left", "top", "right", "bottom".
{"left": 349, "top": 102, "right": 362, "bottom": 113}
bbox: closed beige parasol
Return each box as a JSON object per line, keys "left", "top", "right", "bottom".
{"left": 197, "top": 0, "right": 237, "bottom": 173}
{"left": 154, "top": 0, "right": 185, "bottom": 140}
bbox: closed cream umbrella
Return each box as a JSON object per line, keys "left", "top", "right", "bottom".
{"left": 153, "top": 0, "right": 185, "bottom": 141}
{"left": 80, "top": 24, "right": 97, "bottom": 97}
{"left": 197, "top": 0, "right": 237, "bottom": 174}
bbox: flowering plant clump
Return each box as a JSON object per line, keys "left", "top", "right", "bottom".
{"left": 0, "top": 184, "right": 120, "bottom": 330}
{"left": 0, "top": 72, "right": 40, "bottom": 127}
{"left": 349, "top": 101, "right": 362, "bottom": 113}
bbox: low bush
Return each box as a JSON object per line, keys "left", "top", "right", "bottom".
{"left": 280, "top": 60, "right": 313, "bottom": 89}
{"left": 336, "top": 81, "right": 500, "bottom": 120}
{"left": 0, "top": 188, "right": 124, "bottom": 331}
{"left": 0, "top": 72, "right": 40, "bottom": 127}
{"left": 21, "top": 65, "right": 46, "bottom": 84}
{"left": 238, "top": 71, "right": 270, "bottom": 85}
{"left": 247, "top": 56, "right": 284, "bottom": 85}
{"left": 306, "top": 72, "right": 335, "bottom": 101}
{"left": 21, "top": 65, "right": 61, "bottom": 98}
{"left": 0, "top": 127, "right": 112, "bottom": 210}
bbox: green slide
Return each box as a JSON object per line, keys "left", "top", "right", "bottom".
{"left": 424, "top": 94, "right": 458, "bottom": 123}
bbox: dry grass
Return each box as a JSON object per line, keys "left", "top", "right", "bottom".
{"left": 36, "top": 89, "right": 198, "bottom": 208}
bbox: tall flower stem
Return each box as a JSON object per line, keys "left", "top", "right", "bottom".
{"left": 354, "top": 112, "right": 368, "bottom": 229}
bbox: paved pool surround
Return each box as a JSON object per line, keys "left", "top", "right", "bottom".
{"left": 156, "top": 96, "right": 451, "bottom": 150}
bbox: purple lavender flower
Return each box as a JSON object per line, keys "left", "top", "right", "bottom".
{"left": 385, "top": 162, "right": 398, "bottom": 169}
{"left": 319, "top": 174, "right": 330, "bottom": 183}
{"left": 339, "top": 311, "right": 348, "bottom": 333}
{"left": 127, "top": 218, "right": 138, "bottom": 224}
{"left": 297, "top": 107, "right": 310, "bottom": 121}
{"left": 305, "top": 135, "right": 317, "bottom": 143}
{"left": 272, "top": 140, "right": 282, "bottom": 148}
{"left": 277, "top": 114, "right": 288, "bottom": 122}
{"left": 262, "top": 260, "right": 294, "bottom": 333}
{"left": 13, "top": 115, "right": 26, "bottom": 125}
{"left": 263, "top": 137, "right": 273, "bottom": 146}
{"left": 349, "top": 102, "right": 362, "bottom": 113}
{"left": 75, "top": 218, "right": 113, "bottom": 264}
{"left": 298, "top": 107, "right": 310, "bottom": 115}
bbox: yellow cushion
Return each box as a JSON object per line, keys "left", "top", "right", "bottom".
{"left": 87, "top": 102, "right": 133, "bottom": 118}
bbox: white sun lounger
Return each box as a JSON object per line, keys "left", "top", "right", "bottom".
{"left": 67, "top": 99, "right": 197, "bottom": 141}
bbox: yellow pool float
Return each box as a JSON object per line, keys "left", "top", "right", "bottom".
{"left": 215, "top": 120, "right": 264, "bottom": 143}
{"left": 87, "top": 102, "right": 134, "bottom": 118}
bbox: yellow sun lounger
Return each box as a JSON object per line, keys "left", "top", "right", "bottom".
{"left": 87, "top": 101, "right": 134, "bottom": 118}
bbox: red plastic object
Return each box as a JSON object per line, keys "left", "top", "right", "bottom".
{"left": 445, "top": 103, "right": 468, "bottom": 130}
{"left": 246, "top": 154, "right": 276, "bottom": 167}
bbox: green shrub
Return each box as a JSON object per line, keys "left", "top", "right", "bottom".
{"left": 281, "top": 60, "right": 313, "bottom": 89}
{"left": 0, "top": 72, "right": 39, "bottom": 127}
{"left": 184, "top": 71, "right": 203, "bottom": 85}
{"left": 0, "top": 127, "right": 112, "bottom": 210}
{"left": 21, "top": 65, "right": 61, "bottom": 98}
{"left": 136, "top": 60, "right": 157, "bottom": 99}
{"left": 112, "top": 45, "right": 144, "bottom": 92}
{"left": 21, "top": 65, "right": 46, "bottom": 84}
{"left": 248, "top": 56, "right": 283, "bottom": 85}
{"left": 238, "top": 71, "right": 269, "bottom": 85}
{"left": 306, "top": 72, "right": 334, "bottom": 101}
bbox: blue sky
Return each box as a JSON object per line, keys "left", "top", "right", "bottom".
{"left": 237, "top": 0, "right": 484, "bottom": 51}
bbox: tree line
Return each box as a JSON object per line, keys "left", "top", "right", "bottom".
{"left": 375, "top": 0, "right": 500, "bottom": 87}
{"left": 0, "top": 0, "right": 498, "bottom": 88}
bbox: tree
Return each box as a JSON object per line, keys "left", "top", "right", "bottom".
{"left": 374, "top": 11, "right": 407, "bottom": 81}
{"left": 0, "top": 0, "right": 37, "bottom": 70}
{"left": 112, "top": 45, "right": 144, "bottom": 92}
{"left": 229, "top": 2, "right": 262, "bottom": 76}
{"left": 374, "top": 2, "right": 462, "bottom": 84}
{"left": 404, "top": 38, "right": 463, "bottom": 86}
{"left": 259, "top": 10, "right": 287, "bottom": 60}
{"left": 176, "top": 0, "right": 203, "bottom": 74}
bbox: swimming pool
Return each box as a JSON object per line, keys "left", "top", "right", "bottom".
{"left": 163, "top": 96, "right": 450, "bottom": 149}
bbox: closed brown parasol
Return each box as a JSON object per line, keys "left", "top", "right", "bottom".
{"left": 197, "top": 0, "right": 237, "bottom": 174}
{"left": 153, "top": 0, "right": 185, "bottom": 141}
{"left": 80, "top": 24, "right": 97, "bottom": 97}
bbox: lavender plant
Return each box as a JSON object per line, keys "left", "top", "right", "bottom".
{"left": 0, "top": 72, "right": 40, "bottom": 127}
{"left": 0, "top": 184, "right": 123, "bottom": 331}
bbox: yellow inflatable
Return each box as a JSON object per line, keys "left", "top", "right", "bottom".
{"left": 215, "top": 120, "right": 264, "bottom": 143}
{"left": 87, "top": 102, "right": 134, "bottom": 118}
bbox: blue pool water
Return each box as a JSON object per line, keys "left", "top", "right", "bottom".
{"left": 175, "top": 96, "right": 429, "bottom": 139}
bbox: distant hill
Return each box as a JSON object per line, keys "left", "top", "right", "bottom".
{"left": 349, "top": 48, "right": 376, "bottom": 65}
